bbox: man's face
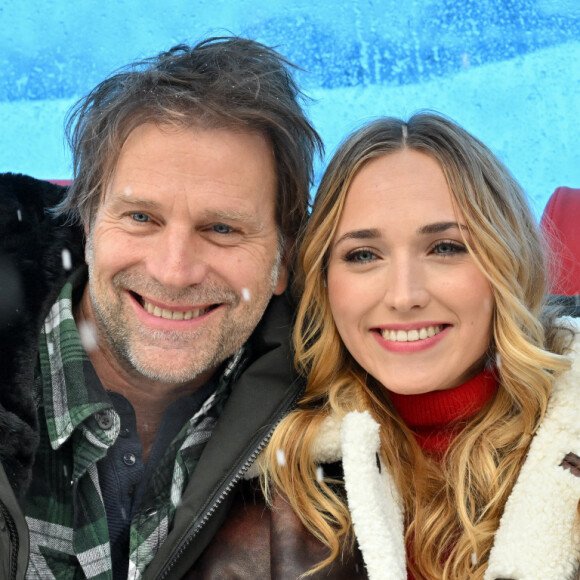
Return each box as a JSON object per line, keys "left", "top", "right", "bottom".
{"left": 82, "top": 123, "right": 287, "bottom": 386}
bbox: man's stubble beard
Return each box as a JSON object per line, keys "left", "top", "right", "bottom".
{"left": 85, "top": 239, "right": 283, "bottom": 385}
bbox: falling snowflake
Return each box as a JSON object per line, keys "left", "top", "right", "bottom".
{"left": 61, "top": 248, "right": 72, "bottom": 270}
{"left": 316, "top": 466, "right": 324, "bottom": 482}
{"left": 78, "top": 320, "right": 98, "bottom": 351}
{"left": 276, "top": 448, "right": 286, "bottom": 467}
{"left": 241, "top": 288, "right": 251, "bottom": 302}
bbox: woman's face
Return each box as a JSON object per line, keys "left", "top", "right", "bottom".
{"left": 326, "top": 149, "right": 494, "bottom": 395}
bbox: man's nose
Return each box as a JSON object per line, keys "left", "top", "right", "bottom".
{"left": 146, "top": 227, "right": 208, "bottom": 289}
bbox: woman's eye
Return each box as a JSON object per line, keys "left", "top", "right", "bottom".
{"left": 432, "top": 241, "right": 466, "bottom": 255}
{"left": 212, "top": 223, "right": 234, "bottom": 234}
{"left": 345, "top": 249, "right": 377, "bottom": 263}
{"left": 130, "top": 212, "right": 150, "bottom": 223}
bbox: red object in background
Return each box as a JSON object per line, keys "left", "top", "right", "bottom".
{"left": 47, "top": 179, "right": 73, "bottom": 186}
{"left": 541, "top": 186, "right": 580, "bottom": 296}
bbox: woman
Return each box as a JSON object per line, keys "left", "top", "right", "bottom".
{"left": 260, "top": 112, "right": 580, "bottom": 579}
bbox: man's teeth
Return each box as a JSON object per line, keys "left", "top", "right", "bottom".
{"left": 380, "top": 325, "right": 443, "bottom": 342}
{"left": 143, "top": 300, "right": 208, "bottom": 320}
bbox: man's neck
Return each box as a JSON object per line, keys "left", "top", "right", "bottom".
{"left": 88, "top": 343, "right": 215, "bottom": 461}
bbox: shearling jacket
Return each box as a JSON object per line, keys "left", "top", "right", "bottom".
{"left": 186, "top": 319, "right": 580, "bottom": 579}
{"left": 239, "top": 317, "right": 580, "bottom": 580}
{"left": 0, "top": 173, "right": 304, "bottom": 579}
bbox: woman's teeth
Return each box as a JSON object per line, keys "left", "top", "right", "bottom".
{"left": 380, "top": 325, "right": 443, "bottom": 342}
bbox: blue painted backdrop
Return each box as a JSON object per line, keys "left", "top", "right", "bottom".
{"left": 1, "top": 0, "right": 578, "bottom": 216}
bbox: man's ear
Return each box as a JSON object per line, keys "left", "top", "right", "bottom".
{"left": 273, "top": 243, "right": 291, "bottom": 295}
{"left": 82, "top": 218, "right": 91, "bottom": 264}
{"left": 273, "top": 261, "right": 289, "bottom": 295}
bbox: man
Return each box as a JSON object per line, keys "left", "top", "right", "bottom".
{"left": 0, "top": 37, "right": 322, "bottom": 579}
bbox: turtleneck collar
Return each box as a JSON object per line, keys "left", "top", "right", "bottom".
{"left": 388, "top": 369, "right": 498, "bottom": 455}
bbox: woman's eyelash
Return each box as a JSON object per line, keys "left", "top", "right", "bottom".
{"left": 344, "top": 248, "right": 377, "bottom": 263}
{"left": 432, "top": 241, "right": 467, "bottom": 255}
{"left": 340, "top": 241, "right": 467, "bottom": 263}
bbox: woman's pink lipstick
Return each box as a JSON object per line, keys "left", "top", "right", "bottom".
{"left": 372, "top": 323, "right": 451, "bottom": 353}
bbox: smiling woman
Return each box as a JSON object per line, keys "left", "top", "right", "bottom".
{"left": 259, "top": 111, "right": 580, "bottom": 580}
{"left": 327, "top": 149, "right": 494, "bottom": 395}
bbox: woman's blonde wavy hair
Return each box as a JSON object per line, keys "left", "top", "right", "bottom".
{"left": 260, "top": 111, "right": 574, "bottom": 579}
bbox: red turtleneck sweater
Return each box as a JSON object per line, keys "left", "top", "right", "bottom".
{"left": 388, "top": 369, "right": 497, "bottom": 455}
{"left": 386, "top": 369, "right": 498, "bottom": 579}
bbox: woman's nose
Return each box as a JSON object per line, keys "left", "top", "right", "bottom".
{"left": 383, "top": 257, "right": 430, "bottom": 312}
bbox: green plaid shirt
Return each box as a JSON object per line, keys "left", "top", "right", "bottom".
{"left": 26, "top": 273, "right": 242, "bottom": 579}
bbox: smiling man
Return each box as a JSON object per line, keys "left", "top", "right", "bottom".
{"left": 0, "top": 38, "right": 321, "bottom": 580}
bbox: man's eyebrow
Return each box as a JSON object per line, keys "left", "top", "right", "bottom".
{"left": 418, "top": 221, "right": 467, "bottom": 235}
{"left": 109, "top": 195, "right": 258, "bottom": 223}
{"left": 200, "top": 208, "right": 258, "bottom": 223}
{"left": 109, "top": 194, "right": 161, "bottom": 210}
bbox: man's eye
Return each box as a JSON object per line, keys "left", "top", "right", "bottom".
{"left": 213, "top": 223, "right": 233, "bottom": 234}
{"left": 130, "top": 213, "right": 150, "bottom": 223}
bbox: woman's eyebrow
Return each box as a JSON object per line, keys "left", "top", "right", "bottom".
{"left": 333, "top": 222, "right": 468, "bottom": 247}
{"left": 418, "top": 221, "right": 467, "bottom": 235}
{"left": 334, "top": 228, "right": 381, "bottom": 246}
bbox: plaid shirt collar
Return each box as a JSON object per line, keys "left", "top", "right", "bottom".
{"left": 37, "top": 268, "right": 116, "bottom": 450}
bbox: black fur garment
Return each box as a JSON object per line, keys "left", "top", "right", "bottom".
{"left": 0, "top": 173, "right": 84, "bottom": 502}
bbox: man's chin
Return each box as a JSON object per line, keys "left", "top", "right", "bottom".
{"left": 130, "top": 364, "right": 206, "bottom": 385}
{"left": 126, "top": 349, "right": 221, "bottom": 385}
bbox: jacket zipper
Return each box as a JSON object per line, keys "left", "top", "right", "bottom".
{"left": 157, "top": 385, "right": 303, "bottom": 579}
{"left": 0, "top": 499, "right": 19, "bottom": 580}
